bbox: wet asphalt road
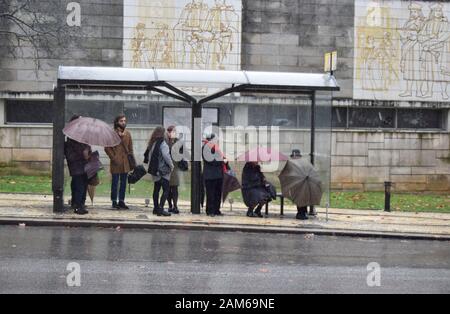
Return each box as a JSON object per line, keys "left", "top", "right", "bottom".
{"left": 0, "top": 226, "right": 449, "bottom": 294}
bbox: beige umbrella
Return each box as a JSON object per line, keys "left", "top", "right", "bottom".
{"left": 278, "top": 159, "right": 323, "bottom": 208}
{"left": 87, "top": 185, "right": 96, "bottom": 205}
{"left": 87, "top": 173, "right": 100, "bottom": 205}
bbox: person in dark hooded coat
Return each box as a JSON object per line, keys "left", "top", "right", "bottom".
{"left": 241, "top": 162, "right": 272, "bottom": 218}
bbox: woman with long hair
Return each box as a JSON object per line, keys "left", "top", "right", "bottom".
{"left": 144, "top": 126, "right": 174, "bottom": 217}
{"left": 167, "top": 125, "right": 181, "bottom": 214}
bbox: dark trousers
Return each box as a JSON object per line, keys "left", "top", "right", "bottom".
{"left": 71, "top": 174, "right": 88, "bottom": 208}
{"left": 153, "top": 178, "right": 170, "bottom": 210}
{"left": 168, "top": 186, "right": 179, "bottom": 209}
{"left": 111, "top": 173, "right": 127, "bottom": 203}
{"left": 205, "top": 178, "right": 223, "bottom": 215}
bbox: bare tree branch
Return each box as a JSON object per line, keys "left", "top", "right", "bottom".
{"left": 0, "top": 0, "right": 82, "bottom": 72}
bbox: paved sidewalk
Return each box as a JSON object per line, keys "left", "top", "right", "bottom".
{"left": 0, "top": 193, "right": 449, "bottom": 240}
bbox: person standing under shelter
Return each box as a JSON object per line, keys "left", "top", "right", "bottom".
{"left": 64, "top": 115, "right": 91, "bottom": 215}
{"left": 144, "top": 126, "right": 174, "bottom": 217}
{"left": 167, "top": 125, "right": 183, "bottom": 214}
{"left": 105, "top": 114, "right": 134, "bottom": 210}
{"left": 202, "top": 133, "right": 227, "bottom": 217}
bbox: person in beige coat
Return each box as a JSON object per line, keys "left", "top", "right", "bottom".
{"left": 105, "top": 114, "right": 134, "bottom": 210}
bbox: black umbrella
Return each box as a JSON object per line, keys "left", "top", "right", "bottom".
{"left": 278, "top": 159, "right": 323, "bottom": 208}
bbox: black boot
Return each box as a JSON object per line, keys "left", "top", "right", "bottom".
{"left": 296, "top": 207, "right": 308, "bottom": 220}
{"left": 157, "top": 208, "right": 171, "bottom": 217}
{"left": 112, "top": 201, "right": 120, "bottom": 210}
{"left": 75, "top": 206, "right": 89, "bottom": 215}
{"left": 118, "top": 201, "right": 130, "bottom": 210}
{"left": 169, "top": 207, "right": 180, "bottom": 214}
{"left": 247, "top": 209, "right": 256, "bottom": 217}
{"left": 254, "top": 205, "right": 264, "bottom": 218}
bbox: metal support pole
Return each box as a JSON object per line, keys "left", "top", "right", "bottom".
{"left": 52, "top": 85, "right": 66, "bottom": 213}
{"left": 191, "top": 99, "right": 202, "bottom": 214}
{"left": 384, "top": 181, "right": 392, "bottom": 212}
{"left": 310, "top": 92, "right": 316, "bottom": 215}
{"left": 310, "top": 92, "right": 316, "bottom": 166}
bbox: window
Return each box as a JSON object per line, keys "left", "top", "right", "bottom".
{"left": 66, "top": 101, "right": 123, "bottom": 124}
{"left": 124, "top": 102, "right": 161, "bottom": 125}
{"left": 272, "top": 106, "right": 298, "bottom": 127}
{"left": 397, "top": 109, "right": 442, "bottom": 129}
{"left": 332, "top": 107, "right": 347, "bottom": 128}
{"left": 248, "top": 105, "right": 270, "bottom": 127}
{"left": 249, "top": 105, "right": 310, "bottom": 128}
{"left": 349, "top": 108, "right": 395, "bottom": 128}
{"left": 332, "top": 107, "right": 444, "bottom": 130}
{"left": 5, "top": 100, "right": 53, "bottom": 124}
{"left": 163, "top": 107, "right": 219, "bottom": 130}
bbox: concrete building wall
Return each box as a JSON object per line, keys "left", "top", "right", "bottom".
{"left": 331, "top": 131, "right": 450, "bottom": 192}
{"left": 0, "top": 0, "right": 124, "bottom": 92}
{"left": 241, "top": 0, "right": 355, "bottom": 98}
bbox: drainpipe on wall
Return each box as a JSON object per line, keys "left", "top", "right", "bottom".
{"left": 0, "top": 99, "right": 5, "bottom": 125}
{"left": 447, "top": 109, "right": 450, "bottom": 132}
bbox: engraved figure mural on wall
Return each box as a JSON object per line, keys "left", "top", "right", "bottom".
{"left": 124, "top": 0, "right": 241, "bottom": 73}
{"left": 355, "top": 1, "right": 450, "bottom": 102}
{"left": 399, "top": 3, "right": 426, "bottom": 98}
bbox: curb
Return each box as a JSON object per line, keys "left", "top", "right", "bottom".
{"left": 0, "top": 216, "right": 449, "bottom": 241}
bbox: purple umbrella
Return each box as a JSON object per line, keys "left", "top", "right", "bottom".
{"left": 63, "top": 117, "right": 121, "bottom": 147}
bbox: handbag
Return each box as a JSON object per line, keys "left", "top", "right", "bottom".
{"left": 128, "top": 165, "right": 147, "bottom": 184}
{"left": 84, "top": 151, "right": 103, "bottom": 179}
{"left": 178, "top": 159, "right": 189, "bottom": 172}
{"left": 121, "top": 140, "right": 136, "bottom": 171}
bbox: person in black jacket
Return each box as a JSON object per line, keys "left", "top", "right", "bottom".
{"left": 64, "top": 115, "right": 91, "bottom": 215}
{"left": 202, "top": 134, "right": 227, "bottom": 217}
{"left": 241, "top": 162, "right": 272, "bottom": 218}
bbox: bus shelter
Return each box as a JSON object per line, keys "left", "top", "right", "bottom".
{"left": 53, "top": 67, "right": 339, "bottom": 214}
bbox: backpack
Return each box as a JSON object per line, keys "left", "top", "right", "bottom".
{"left": 149, "top": 139, "right": 164, "bottom": 176}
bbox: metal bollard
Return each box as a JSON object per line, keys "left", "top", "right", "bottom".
{"left": 384, "top": 181, "right": 392, "bottom": 212}
{"left": 228, "top": 198, "right": 234, "bottom": 212}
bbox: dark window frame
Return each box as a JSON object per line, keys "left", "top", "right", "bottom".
{"left": 331, "top": 107, "right": 445, "bottom": 131}
{"left": 5, "top": 99, "right": 53, "bottom": 125}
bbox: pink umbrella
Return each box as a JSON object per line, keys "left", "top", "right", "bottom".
{"left": 63, "top": 117, "right": 121, "bottom": 147}
{"left": 237, "top": 147, "right": 289, "bottom": 162}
